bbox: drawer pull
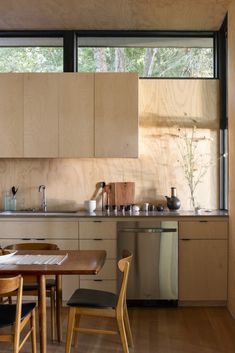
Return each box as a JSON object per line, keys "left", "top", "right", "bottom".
{"left": 93, "top": 221, "right": 102, "bottom": 223}
{"left": 21, "top": 238, "right": 31, "bottom": 240}
{"left": 199, "top": 220, "right": 208, "bottom": 223}
{"left": 181, "top": 238, "right": 191, "bottom": 241}
{"left": 35, "top": 238, "right": 46, "bottom": 241}
{"left": 93, "top": 238, "right": 102, "bottom": 241}
{"left": 93, "top": 279, "right": 103, "bottom": 282}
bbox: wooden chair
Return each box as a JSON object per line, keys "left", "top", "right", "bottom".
{"left": 4, "top": 242, "right": 62, "bottom": 342}
{"left": 65, "top": 250, "right": 134, "bottom": 353}
{"left": 0, "top": 275, "right": 37, "bottom": 353}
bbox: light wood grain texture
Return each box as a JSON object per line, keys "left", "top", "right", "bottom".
{"left": 0, "top": 219, "right": 78, "bottom": 239}
{"left": 0, "top": 74, "right": 24, "bottom": 157}
{"left": 65, "top": 252, "right": 133, "bottom": 353}
{"left": 79, "top": 220, "right": 117, "bottom": 293}
{"left": 24, "top": 73, "right": 59, "bottom": 158}
{"left": 0, "top": 249, "right": 106, "bottom": 353}
{"left": 179, "top": 220, "right": 228, "bottom": 239}
{"left": 0, "top": 1, "right": 229, "bottom": 30}
{"left": 5, "top": 242, "right": 60, "bottom": 342}
{"left": 2, "top": 306, "right": 235, "bottom": 353}
{"left": 0, "top": 220, "right": 79, "bottom": 301}
{"left": 58, "top": 73, "right": 95, "bottom": 157}
{"left": 227, "top": 2, "right": 235, "bottom": 321}
{"left": 179, "top": 239, "right": 228, "bottom": 301}
{"left": 0, "top": 275, "right": 37, "bottom": 353}
{"left": 95, "top": 73, "right": 138, "bottom": 158}
{"left": 0, "top": 79, "right": 219, "bottom": 211}
{"left": 139, "top": 79, "right": 220, "bottom": 129}
{"left": 109, "top": 182, "right": 135, "bottom": 206}
{"left": 79, "top": 221, "right": 117, "bottom": 239}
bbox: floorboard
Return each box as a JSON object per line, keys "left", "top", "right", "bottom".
{"left": 1, "top": 307, "right": 235, "bottom": 352}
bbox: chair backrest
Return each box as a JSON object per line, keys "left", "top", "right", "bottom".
{"left": 117, "top": 250, "right": 132, "bottom": 312}
{"left": 0, "top": 275, "right": 22, "bottom": 296}
{"left": 4, "top": 242, "right": 59, "bottom": 251}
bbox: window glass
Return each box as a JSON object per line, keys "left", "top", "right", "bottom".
{"left": 77, "top": 37, "right": 214, "bottom": 78}
{"left": 0, "top": 38, "right": 63, "bottom": 72}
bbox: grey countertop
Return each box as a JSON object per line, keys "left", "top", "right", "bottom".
{"left": 0, "top": 209, "right": 228, "bottom": 218}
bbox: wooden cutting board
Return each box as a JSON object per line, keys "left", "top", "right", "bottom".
{"left": 109, "top": 182, "right": 135, "bottom": 206}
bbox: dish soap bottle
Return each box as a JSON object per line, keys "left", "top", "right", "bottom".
{"left": 165, "top": 187, "right": 181, "bottom": 210}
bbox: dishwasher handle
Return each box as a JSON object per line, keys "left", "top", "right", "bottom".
{"left": 119, "top": 227, "right": 177, "bottom": 233}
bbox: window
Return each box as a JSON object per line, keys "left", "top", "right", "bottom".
{"left": 0, "top": 38, "right": 63, "bottom": 72}
{"left": 77, "top": 36, "right": 214, "bottom": 78}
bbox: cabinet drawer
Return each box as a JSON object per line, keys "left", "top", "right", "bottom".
{"left": 80, "top": 279, "right": 117, "bottom": 293}
{"left": 179, "top": 221, "right": 228, "bottom": 239}
{"left": 79, "top": 239, "right": 116, "bottom": 259}
{"left": 0, "top": 220, "right": 78, "bottom": 239}
{"left": 79, "top": 221, "right": 116, "bottom": 239}
{"left": 81, "top": 260, "right": 116, "bottom": 280}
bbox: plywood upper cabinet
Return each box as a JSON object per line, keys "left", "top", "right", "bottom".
{"left": 24, "top": 74, "right": 59, "bottom": 158}
{"left": 58, "top": 73, "right": 94, "bottom": 157}
{"left": 95, "top": 73, "right": 139, "bottom": 158}
{"left": 0, "top": 74, "right": 24, "bottom": 157}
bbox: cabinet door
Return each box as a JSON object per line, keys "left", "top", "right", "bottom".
{"left": 179, "top": 239, "right": 228, "bottom": 301}
{"left": 59, "top": 73, "right": 94, "bottom": 157}
{"left": 24, "top": 74, "right": 59, "bottom": 157}
{"left": 95, "top": 73, "right": 138, "bottom": 157}
{"left": 0, "top": 74, "right": 24, "bottom": 157}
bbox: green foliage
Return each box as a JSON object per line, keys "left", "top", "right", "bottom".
{"left": 78, "top": 47, "right": 213, "bottom": 77}
{"left": 0, "top": 47, "right": 63, "bottom": 72}
{"left": 0, "top": 46, "right": 213, "bottom": 77}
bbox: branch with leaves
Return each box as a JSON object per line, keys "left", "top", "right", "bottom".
{"left": 175, "top": 125, "right": 213, "bottom": 210}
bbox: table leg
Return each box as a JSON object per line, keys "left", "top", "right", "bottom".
{"left": 38, "top": 274, "right": 47, "bottom": 353}
{"left": 56, "top": 275, "right": 62, "bottom": 342}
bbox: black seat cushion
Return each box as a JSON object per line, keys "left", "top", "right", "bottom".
{"left": 67, "top": 288, "right": 118, "bottom": 309}
{"left": 0, "top": 303, "right": 36, "bottom": 328}
{"left": 23, "top": 278, "right": 56, "bottom": 291}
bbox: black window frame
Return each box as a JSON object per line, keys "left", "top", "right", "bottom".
{"left": 0, "top": 27, "right": 227, "bottom": 209}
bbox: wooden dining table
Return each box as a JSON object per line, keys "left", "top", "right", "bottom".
{"left": 0, "top": 249, "right": 106, "bottom": 353}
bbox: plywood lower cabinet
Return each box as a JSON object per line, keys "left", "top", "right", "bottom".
{"left": 179, "top": 220, "right": 228, "bottom": 303}
{"left": 0, "top": 219, "right": 79, "bottom": 301}
{"left": 79, "top": 220, "right": 117, "bottom": 293}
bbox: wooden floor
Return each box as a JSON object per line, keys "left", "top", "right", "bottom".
{"left": 1, "top": 306, "right": 235, "bottom": 353}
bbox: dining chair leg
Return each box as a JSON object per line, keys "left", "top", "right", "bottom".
{"left": 65, "top": 307, "right": 76, "bottom": 353}
{"left": 124, "top": 304, "right": 134, "bottom": 347}
{"left": 116, "top": 315, "right": 129, "bottom": 353}
{"left": 31, "top": 308, "right": 37, "bottom": 353}
{"left": 50, "top": 287, "right": 56, "bottom": 341}
{"left": 73, "top": 313, "right": 81, "bottom": 348}
{"left": 13, "top": 325, "right": 20, "bottom": 353}
{"left": 56, "top": 275, "right": 62, "bottom": 342}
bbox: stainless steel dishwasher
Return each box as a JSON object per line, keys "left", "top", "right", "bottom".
{"left": 117, "top": 220, "right": 178, "bottom": 306}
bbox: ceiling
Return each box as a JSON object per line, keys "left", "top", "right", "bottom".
{"left": 0, "top": 0, "right": 230, "bottom": 31}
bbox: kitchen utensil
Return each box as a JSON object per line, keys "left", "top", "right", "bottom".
{"left": 11, "top": 186, "right": 18, "bottom": 196}
{"left": 165, "top": 187, "right": 181, "bottom": 210}
{"left": 84, "top": 200, "right": 96, "bottom": 213}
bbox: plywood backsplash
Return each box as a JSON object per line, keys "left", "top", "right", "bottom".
{"left": 0, "top": 79, "right": 219, "bottom": 211}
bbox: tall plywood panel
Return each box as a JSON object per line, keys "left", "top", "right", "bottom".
{"left": 24, "top": 74, "right": 59, "bottom": 158}
{"left": 58, "top": 73, "right": 94, "bottom": 157}
{"left": 95, "top": 73, "right": 138, "bottom": 158}
{"left": 0, "top": 74, "right": 24, "bottom": 157}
